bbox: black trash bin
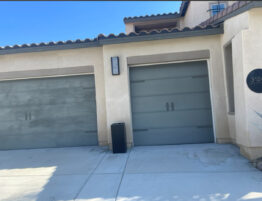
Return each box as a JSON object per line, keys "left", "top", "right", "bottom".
{"left": 111, "top": 123, "right": 127, "bottom": 153}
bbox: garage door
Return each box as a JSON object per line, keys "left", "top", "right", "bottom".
{"left": 0, "top": 74, "right": 98, "bottom": 150}
{"left": 130, "top": 61, "right": 214, "bottom": 146}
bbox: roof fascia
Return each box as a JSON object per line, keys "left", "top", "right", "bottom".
{"left": 124, "top": 13, "right": 181, "bottom": 24}
{"left": 94, "top": 25, "right": 223, "bottom": 45}
{"left": 0, "top": 41, "right": 100, "bottom": 55}
{"left": 0, "top": 25, "right": 223, "bottom": 55}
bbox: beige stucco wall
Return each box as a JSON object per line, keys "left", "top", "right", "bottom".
{"left": 0, "top": 34, "right": 231, "bottom": 150}
{"left": 102, "top": 35, "right": 230, "bottom": 147}
{"left": 221, "top": 8, "right": 262, "bottom": 160}
{"left": 180, "top": 1, "right": 235, "bottom": 28}
{"left": 240, "top": 8, "right": 262, "bottom": 159}
{"left": 221, "top": 11, "right": 249, "bottom": 144}
{"left": 0, "top": 47, "right": 108, "bottom": 146}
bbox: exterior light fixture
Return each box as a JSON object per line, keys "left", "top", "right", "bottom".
{"left": 111, "top": 56, "right": 120, "bottom": 75}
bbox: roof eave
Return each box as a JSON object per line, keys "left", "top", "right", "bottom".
{"left": 99, "top": 25, "right": 223, "bottom": 45}
{"left": 0, "top": 41, "right": 100, "bottom": 55}
{"left": 0, "top": 25, "right": 223, "bottom": 55}
{"left": 124, "top": 13, "right": 181, "bottom": 24}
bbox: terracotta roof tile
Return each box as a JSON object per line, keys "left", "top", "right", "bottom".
{"left": 0, "top": 24, "right": 221, "bottom": 52}
{"left": 123, "top": 12, "right": 180, "bottom": 23}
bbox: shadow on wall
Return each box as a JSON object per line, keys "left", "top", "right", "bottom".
{"left": 255, "top": 110, "right": 262, "bottom": 119}
{"left": 251, "top": 110, "right": 262, "bottom": 131}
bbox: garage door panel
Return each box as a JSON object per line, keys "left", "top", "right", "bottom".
{"left": 0, "top": 126, "right": 97, "bottom": 139}
{"left": 130, "top": 61, "right": 214, "bottom": 145}
{"left": 28, "top": 115, "right": 97, "bottom": 131}
{"left": 130, "top": 61, "right": 208, "bottom": 81}
{"left": 131, "top": 77, "right": 209, "bottom": 97}
{"left": 0, "top": 114, "right": 97, "bottom": 135}
{"left": 0, "top": 102, "right": 97, "bottom": 122}
{"left": 0, "top": 74, "right": 98, "bottom": 149}
{"left": 133, "top": 109, "right": 213, "bottom": 129}
{"left": 0, "top": 133, "right": 57, "bottom": 150}
{"left": 0, "top": 87, "right": 96, "bottom": 107}
{"left": 131, "top": 92, "right": 211, "bottom": 113}
{"left": 29, "top": 103, "right": 97, "bottom": 120}
{"left": 0, "top": 131, "right": 97, "bottom": 150}
{"left": 133, "top": 127, "right": 214, "bottom": 146}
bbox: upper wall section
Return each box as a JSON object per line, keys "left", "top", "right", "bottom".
{"left": 124, "top": 13, "right": 181, "bottom": 34}
{"left": 124, "top": 1, "right": 237, "bottom": 34}
{"left": 180, "top": 1, "right": 235, "bottom": 28}
{"left": 222, "top": 9, "right": 249, "bottom": 45}
{"left": 0, "top": 47, "right": 103, "bottom": 73}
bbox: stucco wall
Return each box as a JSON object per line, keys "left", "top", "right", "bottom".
{"left": 221, "top": 7, "right": 262, "bottom": 159}
{"left": 221, "top": 11, "right": 249, "bottom": 144}
{"left": 242, "top": 8, "right": 262, "bottom": 148}
{"left": 0, "top": 34, "right": 231, "bottom": 149}
{"left": 0, "top": 47, "right": 108, "bottom": 146}
{"left": 102, "top": 35, "right": 230, "bottom": 147}
{"left": 239, "top": 8, "right": 262, "bottom": 160}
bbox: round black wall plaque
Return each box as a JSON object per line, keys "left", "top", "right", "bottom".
{"left": 246, "top": 69, "right": 262, "bottom": 93}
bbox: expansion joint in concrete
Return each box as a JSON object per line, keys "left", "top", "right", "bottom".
{"left": 73, "top": 152, "right": 107, "bottom": 200}
{"left": 115, "top": 149, "right": 132, "bottom": 201}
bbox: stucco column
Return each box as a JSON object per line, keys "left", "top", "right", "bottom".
{"left": 234, "top": 9, "right": 262, "bottom": 160}
{"left": 103, "top": 47, "right": 133, "bottom": 148}
{"left": 93, "top": 52, "right": 108, "bottom": 146}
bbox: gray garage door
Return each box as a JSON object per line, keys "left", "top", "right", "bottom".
{"left": 130, "top": 61, "right": 214, "bottom": 146}
{"left": 0, "top": 74, "right": 98, "bottom": 150}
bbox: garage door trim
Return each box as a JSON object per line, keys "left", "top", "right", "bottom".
{"left": 0, "top": 65, "right": 94, "bottom": 82}
{"left": 127, "top": 50, "right": 210, "bottom": 67}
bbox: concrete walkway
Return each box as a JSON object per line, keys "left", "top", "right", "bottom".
{"left": 0, "top": 144, "right": 261, "bottom": 201}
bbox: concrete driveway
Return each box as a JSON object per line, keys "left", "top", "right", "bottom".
{"left": 0, "top": 144, "right": 261, "bottom": 201}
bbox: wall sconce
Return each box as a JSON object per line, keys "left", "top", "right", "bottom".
{"left": 111, "top": 56, "right": 120, "bottom": 75}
